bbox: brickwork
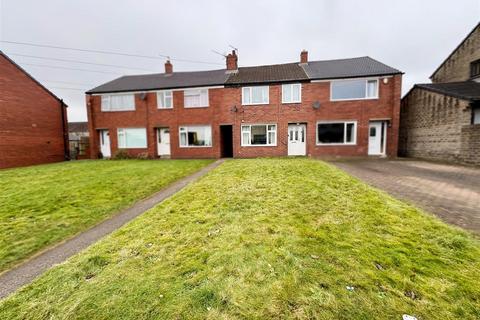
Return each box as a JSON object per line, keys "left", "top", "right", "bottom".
{"left": 87, "top": 74, "right": 401, "bottom": 159}
{"left": 460, "top": 125, "right": 480, "bottom": 165}
{"left": 0, "top": 54, "right": 68, "bottom": 169}
{"left": 431, "top": 23, "right": 480, "bottom": 83}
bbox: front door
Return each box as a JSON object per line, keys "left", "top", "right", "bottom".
{"left": 368, "top": 121, "right": 386, "bottom": 155}
{"left": 157, "top": 128, "right": 171, "bottom": 156}
{"left": 288, "top": 124, "right": 306, "bottom": 156}
{"left": 99, "top": 130, "right": 111, "bottom": 158}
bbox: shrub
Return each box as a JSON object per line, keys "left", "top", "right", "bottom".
{"left": 136, "top": 152, "right": 151, "bottom": 160}
{"left": 112, "top": 149, "right": 132, "bottom": 160}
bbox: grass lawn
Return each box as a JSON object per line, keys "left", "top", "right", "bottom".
{"left": 0, "top": 159, "right": 213, "bottom": 273}
{"left": 1, "top": 158, "right": 479, "bottom": 319}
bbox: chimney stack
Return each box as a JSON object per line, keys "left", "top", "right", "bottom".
{"left": 165, "top": 60, "right": 173, "bottom": 74}
{"left": 226, "top": 50, "right": 238, "bottom": 72}
{"left": 300, "top": 50, "right": 308, "bottom": 64}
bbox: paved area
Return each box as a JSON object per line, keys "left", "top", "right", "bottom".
{"left": 331, "top": 159, "right": 480, "bottom": 234}
{"left": 0, "top": 159, "right": 224, "bottom": 300}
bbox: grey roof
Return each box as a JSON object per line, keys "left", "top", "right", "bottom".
{"left": 302, "top": 56, "right": 402, "bottom": 80}
{"left": 415, "top": 81, "right": 480, "bottom": 100}
{"left": 87, "top": 69, "right": 229, "bottom": 94}
{"left": 68, "top": 122, "right": 88, "bottom": 133}
{"left": 87, "top": 56, "right": 402, "bottom": 94}
{"left": 225, "top": 63, "right": 309, "bottom": 85}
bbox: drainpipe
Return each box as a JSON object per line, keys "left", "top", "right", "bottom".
{"left": 60, "top": 99, "right": 70, "bottom": 160}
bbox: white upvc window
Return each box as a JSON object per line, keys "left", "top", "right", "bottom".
{"left": 242, "top": 86, "right": 269, "bottom": 105}
{"left": 330, "top": 78, "right": 379, "bottom": 101}
{"left": 179, "top": 125, "right": 212, "bottom": 147}
{"left": 316, "top": 121, "right": 357, "bottom": 145}
{"left": 184, "top": 89, "right": 209, "bottom": 108}
{"left": 282, "top": 83, "right": 302, "bottom": 103}
{"left": 241, "top": 124, "right": 277, "bottom": 146}
{"left": 117, "top": 128, "right": 147, "bottom": 148}
{"left": 101, "top": 93, "right": 135, "bottom": 111}
{"left": 157, "top": 90, "right": 173, "bottom": 109}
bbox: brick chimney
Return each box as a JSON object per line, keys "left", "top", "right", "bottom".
{"left": 165, "top": 60, "right": 173, "bottom": 74}
{"left": 226, "top": 50, "right": 238, "bottom": 71}
{"left": 300, "top": 50, "right": 308, "bottom": 64}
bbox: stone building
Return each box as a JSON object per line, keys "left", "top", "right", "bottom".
{"left": 400, "top": 22, "right": 480, "bottom": 165}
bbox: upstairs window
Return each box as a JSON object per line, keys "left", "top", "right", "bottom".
{"left": 470, "top": 59, "right": 480, "bottom": 79}
{"left": 317, "top": 121, "right": 356, "bottom": 145}
{"left": 157, "top": 90, "right": 173, "bottom": 109}
{"left": 331, "top": 79, "right": 378, "bottom": 101}
{"left": 242, "top": 86, "right": 269, "bottom": 105}
{"left": 282, "top": 83, "right": 301, "bottom": 103}
{"left": 179, "top": 126, "right": 212, "bottom": 147}
{"left": 184, "top": 89, "right": 209, "bottom": 108}
{"left": 101, "top": 94, "right": 135, "bottom": 111}
{"left": 241, "top": 124, "right": 277, "bottom": 146}
{"left": 117, "top": 128, "right": 147, "bottom": 148}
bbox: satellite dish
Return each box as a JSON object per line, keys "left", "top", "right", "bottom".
{"left": 312, "top": 101, "right": 321, "bottom": 109}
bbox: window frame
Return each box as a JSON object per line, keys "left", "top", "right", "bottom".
{"left": 282, "top": 83, "right": 302, "bottom": 104}
{"left": 330, "top": 78, "right": 379, "bottom": 101}
{"left": 316, "top": 120, "right": 357, "bottom": 146}
{"left": 183, "top": 88, "right": 209, "bottom": 108}
{"left": 470, "top": 59, "right": 480, "bottom": 79}
{"left": 473, "top": 107, "right": 480, "bottom": 125}
{"left": 157, "top": 90, "right": 173, "bottom": 109}
{"left": 100, "top": 93, "right": 135, "bottom": 112}
{"left": 240, "top": 124, "right": 277, "bottom": 147}
{"left": 178, "top": 125, "right": 212, "bottom": 148}
{"left": 117, "top": 128, "right": 147, "bottom": 149}
{"left": 242, "top": 86, "right": 270, "bottom": 105}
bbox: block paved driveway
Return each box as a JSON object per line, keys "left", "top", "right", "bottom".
{"left": 330, "top": 159, "right": 480, "bottom": 234}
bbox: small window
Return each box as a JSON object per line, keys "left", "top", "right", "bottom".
{"left": 242, "top": 86, "right": 269, "bottom": 105}
{"left": 241, "top": 124, "right": 277, "bottom": 146}
{"left": 179, "top": 126, "right": 212, "bottom": 147}
{"left": 317, "top": 122, "right": 356, "bottom": 145}
{"left": 331, "top": 79, "right": 378, "bottom": 100}
{"left": 470, "top": 59, "right": 480, "bottom": 78}
{"left": 101, "top": 94, "right": 135, "bottom": 111}
{"left": 117, "top": 128, "right": 147, "bottom": 148}
{"left": 184, "top": 89, "right": 209, "bottom": 108}
{"left": 157, "top": 90, "right": 173, "bottom": 109}
{"left": 370, "top": 127, "right": 376, "bottom": 137}
{"left": 282, "top": 83, "right": 301, "bottom": 103}
{"left": 473, "top": 107, "right": 480, "bottom": 124}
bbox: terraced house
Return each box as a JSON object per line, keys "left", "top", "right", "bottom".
{"left": 86, "top": 50, "right": 402, "bottom": 159}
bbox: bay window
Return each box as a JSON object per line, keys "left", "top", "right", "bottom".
{"left": 331, "top": 79, "right": 378, "bottom": 100}
{"left": 282, "top": 83, "right": 301, "bottom": 103}
{"left": 242, "top": 86, "right": 269, "bottom": 105}
{"left": 179, "top": 126, "right": 212, "bottom": 147}
{"left": 117, "top": 128, "right": 147, "bottom": 148}
{"left": 241, "top": 124, "right": 277, "bottom": 146}
{"left": 184, "top": 89, "right": 209, "bottom": 108}
{"left": 101, "top": 94, "right": 135, "bottom": 111}
{"left": 157, "top": 90, "right": 173, "bottom": 109}
{"left": 317, "top": 121, "right": 356, "bottom": 145}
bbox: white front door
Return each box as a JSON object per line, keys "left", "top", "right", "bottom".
{"left": 99, "top": 130, "right": 111, "bottom": 158}
{"left": 288, "top": 124, "right": 306, "bottom": 156}
{"left": 368, "top": 121, "right": 386, "bottom": 155}
{"left": 157, "top": 128, "right": 171, "bottom": 156}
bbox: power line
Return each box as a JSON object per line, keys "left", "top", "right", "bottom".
{"left": 7, "top": 52, "right": 155, "bottom": 72}
{"left": 48, "top": 86, "right": 88, "bottom": 91}
{"left": 19, "top": 62, "right": 122, "bottom": 75}
{"left": 40, "top": 79, "right": 95, "bottom": 86}
{"left": 1, "top": 40, "right": 224, "bottom": 66}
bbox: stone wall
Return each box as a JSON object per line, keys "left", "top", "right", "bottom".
{"left": 399, "top": 88, "right": 474, "bottom": 164}
{"left": 460, "top": 125, "right": 480, "bottom": 165}
{"left": 431, "top": 24, "right": 480, "bottom": 83}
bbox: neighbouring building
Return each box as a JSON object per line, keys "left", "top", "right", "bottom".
{"left": 86, "top": 50, "right": 402, "bottom": 159}
{"left": 0, "top": 51, "right": 69, "bottom": 169}
{"left": 68, "top": 121, "right": 90, "bottom": 160}
{"left": 400, "top": 22, "right": 480, "bottom": 165}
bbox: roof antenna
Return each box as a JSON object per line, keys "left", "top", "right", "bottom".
{"left": 228, "top": 44, "right": 238, "bottom": 53}
{"left": 211, "top": 49, "right": 227, "bottom": 58}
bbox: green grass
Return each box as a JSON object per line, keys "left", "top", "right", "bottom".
{"left": 1, "top": 158, "right": 479, "bottom": 319}
{"left": 0, "top": 159, "right": 213, "bottom": 272}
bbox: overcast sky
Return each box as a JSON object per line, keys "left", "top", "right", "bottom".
{"left": 1, "top": 0, "right": 479, "bottom": 121}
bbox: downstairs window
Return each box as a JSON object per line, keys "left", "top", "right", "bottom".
{"left": 317, "top": 122, "right": 356, "bottom": 145}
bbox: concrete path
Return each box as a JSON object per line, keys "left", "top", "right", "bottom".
{"left": 330, "top": 159, "right": 480, "bottom": 234}
{"left": 0, "top": 159, "right": 224, "bottom": 300}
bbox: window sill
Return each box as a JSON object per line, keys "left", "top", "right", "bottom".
{"left": 184, "top": 106, "right": 209, "bottom": 109}
{"left": 157, "top": 107, "right": 173, "bottom": 110}
{"left": 179, "top": 145, "right": 212, "bottom": 148}
{"left": 101, "top": 109, "right": 136, "bottom": 112}
{"left": 316, "top": 143, "right": 357, "bottom": 146}
{"left": 330, "top": 97, "right": 378, "bottom": 102}
{"left": 241, "top": 144, "right": 277, "bottom": 147}
{"left": 118, "top": 146, "right": 148, "bottom": 149}
{"left": 242, "top": 103, "right": 270, "bottom": 106}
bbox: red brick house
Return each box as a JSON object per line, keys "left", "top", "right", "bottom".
{"left": 86, "top": 51, "right": 402, "bottom": 159}
{"left": 0, "top": 51, "right": 69, "bottom": 169}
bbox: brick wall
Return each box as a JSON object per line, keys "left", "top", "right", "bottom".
{"left": 431, "top": 24, "right": 480, "bottom": 83}
{"left": 0, "top": 54, "right": 68, "bottom": 169}
{"left": 87, "top": 74, "right": 401, "bottom": 159}
{"left": 399, "top": 88, "right": 477, "bottom": 164}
